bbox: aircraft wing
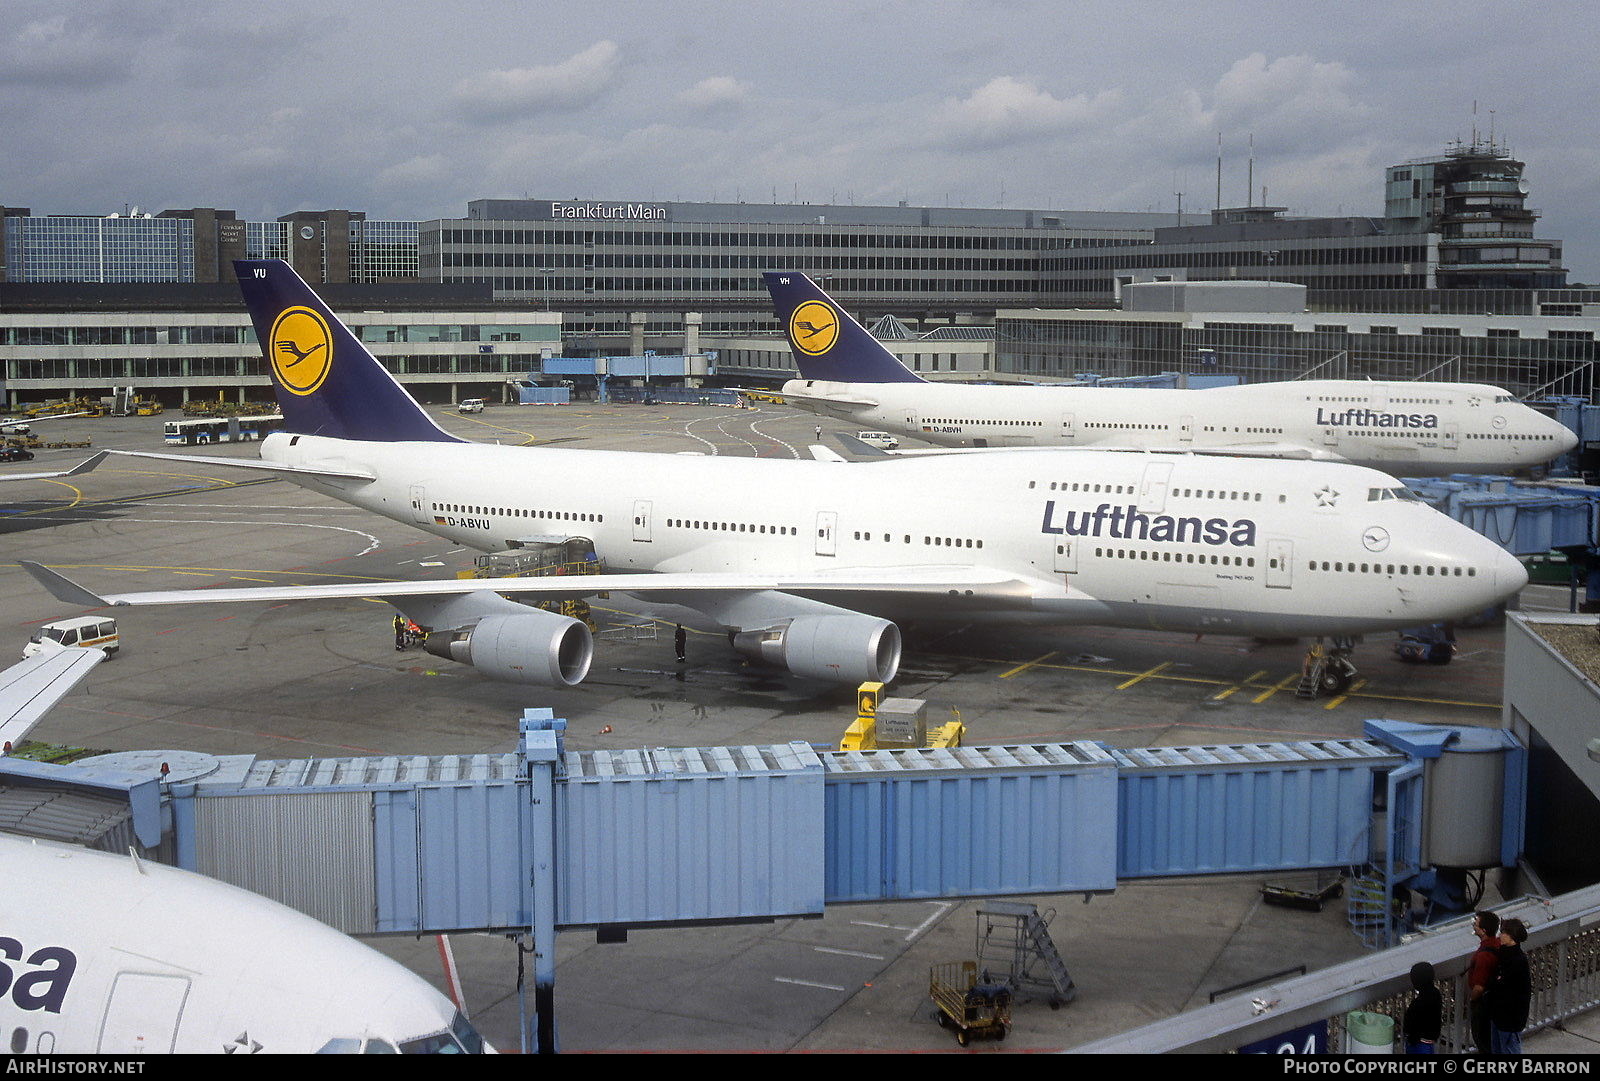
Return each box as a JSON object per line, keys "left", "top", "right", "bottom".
{"left": 0, "top": 642, "right": 106, "bottom": 751}
{"left": 102, "top": 449, "right": 375, "bottom": 482}
{"left": 851, "top": 441, "right": 1350, "bottom": 463}
{"left": 0, "top": 451, "right": 110, "bottom": 483}
{"left": 21, "top": 560, "right": 1045, "bottom": 610}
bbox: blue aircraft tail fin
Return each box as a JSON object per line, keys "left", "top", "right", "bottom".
{"left": 234, "top": 259, "right": 460, "bottom": 442}
{"left": 762, "top": 272, "right": 926, "bottom": 384}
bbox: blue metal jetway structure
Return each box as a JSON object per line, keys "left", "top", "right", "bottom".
{"left": 1, "top": 716, "right": 1525, "bottom": 1052}
{"left": 1403, "top": 473, "right": 1600, "bottom": 607}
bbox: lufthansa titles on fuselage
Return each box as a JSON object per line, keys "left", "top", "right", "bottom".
{"left": 0, "top": 937, "right": 76, "bottom": 1014}
{"left": 1040, "top": 500, "right": 1257, "bottom": 546}
{"left": 1314, "top": 408, "right": 1440, "bottom": 430}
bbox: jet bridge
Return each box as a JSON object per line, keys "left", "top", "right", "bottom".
{"left": 0, "top": 715, "right": 1525, "bottom": 1053}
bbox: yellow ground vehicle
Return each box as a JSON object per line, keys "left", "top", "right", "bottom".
{"left": 929, "top": 961, "right": 1011, "bottom": 1046}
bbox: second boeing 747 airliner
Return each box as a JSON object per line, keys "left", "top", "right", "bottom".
{"left": 22, "top": 261, "right": 1527, "bottom": 695}
{"left": 763, "top": 273, "right": 1577, "bottom": 476}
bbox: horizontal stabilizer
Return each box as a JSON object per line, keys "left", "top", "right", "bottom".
{"left": 104, "top": 449, "right": 375, "bottom": 482}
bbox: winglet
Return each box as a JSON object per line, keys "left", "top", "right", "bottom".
{"left": 834, "top": 433, "right": 890, "bottom": 457}
{"left": 762, "top": 272, "right": 926, "bottom": 384}
{"left": 17, "top": 561, "right": 118, "bottom": 609}
{"left": 58, "top": 450, "right": 109, "bottom": 477}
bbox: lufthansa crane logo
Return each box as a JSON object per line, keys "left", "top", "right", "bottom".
{"left": 268, "top": 306, "right": 332, "bottom": 396}
{"left": 789, "top": 300, "right": 839, "bottom": 356}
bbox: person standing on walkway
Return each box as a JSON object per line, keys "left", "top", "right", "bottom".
{"left": 1469, "top": 910, "right": 1501, "bottom": 1052}
{"left": 1490, "top": 918, "right": 1531, "bottom": 1054}
{"left": 674, "top": 623, "right": 687, "bottom": 664}
{"left": 1403, "top": 961, "right": 1442, "bottom": 1053}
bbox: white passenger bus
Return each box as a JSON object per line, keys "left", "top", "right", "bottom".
{"left": 163, "top": 414, "right": 284, "bottom": 445}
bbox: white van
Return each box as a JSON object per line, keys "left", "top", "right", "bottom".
{"left": 457, "top": 398, "right": 486, "bottom": 414}
{"left": 23, "top": 617, "right": 119, "bottom": 659}
{"left": 855, "top": 430, "right": 900, "bottom": 450}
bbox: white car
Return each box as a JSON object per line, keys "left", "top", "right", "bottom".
{"left": 855, "top": 430, "right": 899, "bottom": 450}
{"left": 457, "top": 399, "right": 486, "bottom": 414}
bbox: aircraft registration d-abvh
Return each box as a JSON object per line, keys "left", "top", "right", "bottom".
{"left": 0, "top": 833, "right": 487, "bottom": 1054}
{"left": 22, "top": 260, "right": 1527, "bottom": 695}
{"left": 763, "top": 272, "right": 1578, "bottom": 476}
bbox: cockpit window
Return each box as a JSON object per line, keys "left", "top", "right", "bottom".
{"left": 1368, "top": 487, "right": 1423, "bottom": 503}
{"left": 364, "top": 1039, "right": 399, "bottom": 1054}
{"left": 397, "top": 1012, "right": 486, "bottom": 1055}
{"left": 1495, "top": 395, "right": 1515, "bottom": 403}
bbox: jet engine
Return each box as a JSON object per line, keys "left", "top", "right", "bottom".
{"left": 423, "top": 610, "right": 593, "bottom": 687}
{"left": 731, "top": 614, "right": 901, "bottom": 684}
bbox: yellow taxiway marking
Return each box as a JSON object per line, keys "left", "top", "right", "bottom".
{"left": 1212, "top": 669, "right": 1269, "bottom": 701}
{"left": 453, "top": 415, "right": 540, "bottom": 446}
{"left": 1116, "top": 660, "right": 1173, "bottom": 691}
{"left": 230, "top": 576, "right": 273, "bottom": 583}
{"left": 1251, "top": 672, "right": 1303, "bottom": 704}
{"left": 1324, "top": 678, "right": 1368, "bottom": 710}
{"left": 999, "top": 651, "right": 1058, "bottom": 678}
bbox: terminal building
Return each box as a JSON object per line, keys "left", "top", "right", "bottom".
{"left": 0, "top": 140, "right": 1593, "bottom": 409}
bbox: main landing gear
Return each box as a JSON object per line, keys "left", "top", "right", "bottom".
{"left": 1296, "top": 636, "right": 1359, "bottom": 699}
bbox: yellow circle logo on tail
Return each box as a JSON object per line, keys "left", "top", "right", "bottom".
{"left": 790, "top": 300, "right": 840, "bottom": 356}
{"left": 268, "top": 306, "right": 333, "bottom": 396}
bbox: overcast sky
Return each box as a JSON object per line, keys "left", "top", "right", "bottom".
{"left": 4, "top": 0, "right": 1595, "bottom": 280}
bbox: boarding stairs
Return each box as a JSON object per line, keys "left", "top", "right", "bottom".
{"left": 975, "top": 901, "right": 1076, "bottom": 1009}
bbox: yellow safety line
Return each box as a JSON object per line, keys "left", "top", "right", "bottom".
{"left": 1116, "top": 660, "right": 1173, "bottom": 690}
{"left": 998, "top": 651, "right": 1057, "bottom": 678}
{"left": 1212, "top": 669, "right": 1269, "bottom": 701}
{"left": 1252, "top": 672, "right": 1302, "bottom": 704}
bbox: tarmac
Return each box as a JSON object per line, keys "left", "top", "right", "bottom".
{"left": 2, "top": 401, "right": 1591, "bottom": 1054}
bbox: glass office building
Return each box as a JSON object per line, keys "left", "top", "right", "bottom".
{"left": 3, "top": 215, "right": 194, "bottom": 282}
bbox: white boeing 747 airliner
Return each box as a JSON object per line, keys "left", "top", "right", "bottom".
{"left": 0, "top": 833, "right": 487, "bottom": 1053}
{"left": 763, "top": 273, "right": 1577, "bottom": 476}
{"left": 20, "top": 261, "right": 1526, "bottom": 694}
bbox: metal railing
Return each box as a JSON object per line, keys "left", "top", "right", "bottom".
{"left": 1073, "top": 880, "right": 1600, "bottom": 1053}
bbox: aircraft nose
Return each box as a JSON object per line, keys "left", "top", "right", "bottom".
{"left": 1551, "top": 416, "right": 1580, "bottom": 456}
{"left": 1486, "top": 542, "right": 1528, "bottom": 599}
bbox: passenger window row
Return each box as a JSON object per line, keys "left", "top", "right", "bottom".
{"left": 1309, "top": 561, "right": 1476, "bottom": 577}
{"left": 669, "top": 518, "right": 796, "bottom": 535}
{"left": 849, "top": 530, "right": 984, "bottom": 548}
{"left": 1094, "top": 547, "right": 1254, "bottom": 567}
{"left": 435, "top": 502, "right": 602, "bottom": 523}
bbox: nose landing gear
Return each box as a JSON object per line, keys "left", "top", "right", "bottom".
{"left": 1297, "top": 636, "right": 1359, "bottom": 698}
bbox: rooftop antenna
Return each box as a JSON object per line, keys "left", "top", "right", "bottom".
{"left": 1175, "top": 189, "right": 1184, "bottom": 224}
{"left": 1215, "top": 133, "right": 1223, "bottom": 212}
{"left": 1247, "top": 134, "right": 1254, "bottom": 208}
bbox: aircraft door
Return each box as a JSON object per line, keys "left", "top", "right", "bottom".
{"left": 1062, "top": 413, "right": 1077, "bottom": 444}
{"left": 98, "top": 973, "right": 191, "bottom": 1053}
{"left": 408, "top": 485, "right": 430, "bottom": 525}
{"left": 1442, "top": 422, "right": 1459, "bottom": 450}
{"left": 1265, "top": 539, "right": 1294, "bottom": 589}
{"left": 904, "top": 410, "right": 919, "bottom": 432}
{"left": 1052, "top": 538, "right": 1078, "bottom": 574}
{"left": 1179, "top": 415, "right": 1194, "bottom": 445}
{"left": 631, "top": 499, "right": 653, "bottom": 542}
{"left": 1138, "top": 460, "right": 1174, "bottom": 512}
{"left": 815, "top": 511, "right": 837, "bottom": 556}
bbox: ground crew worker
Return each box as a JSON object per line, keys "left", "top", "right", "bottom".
{"left": 674, "top": 624, "right": 687, "bottom": 664}
{"left": 394, "top": 614, "right": 407, "bottom": 651}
